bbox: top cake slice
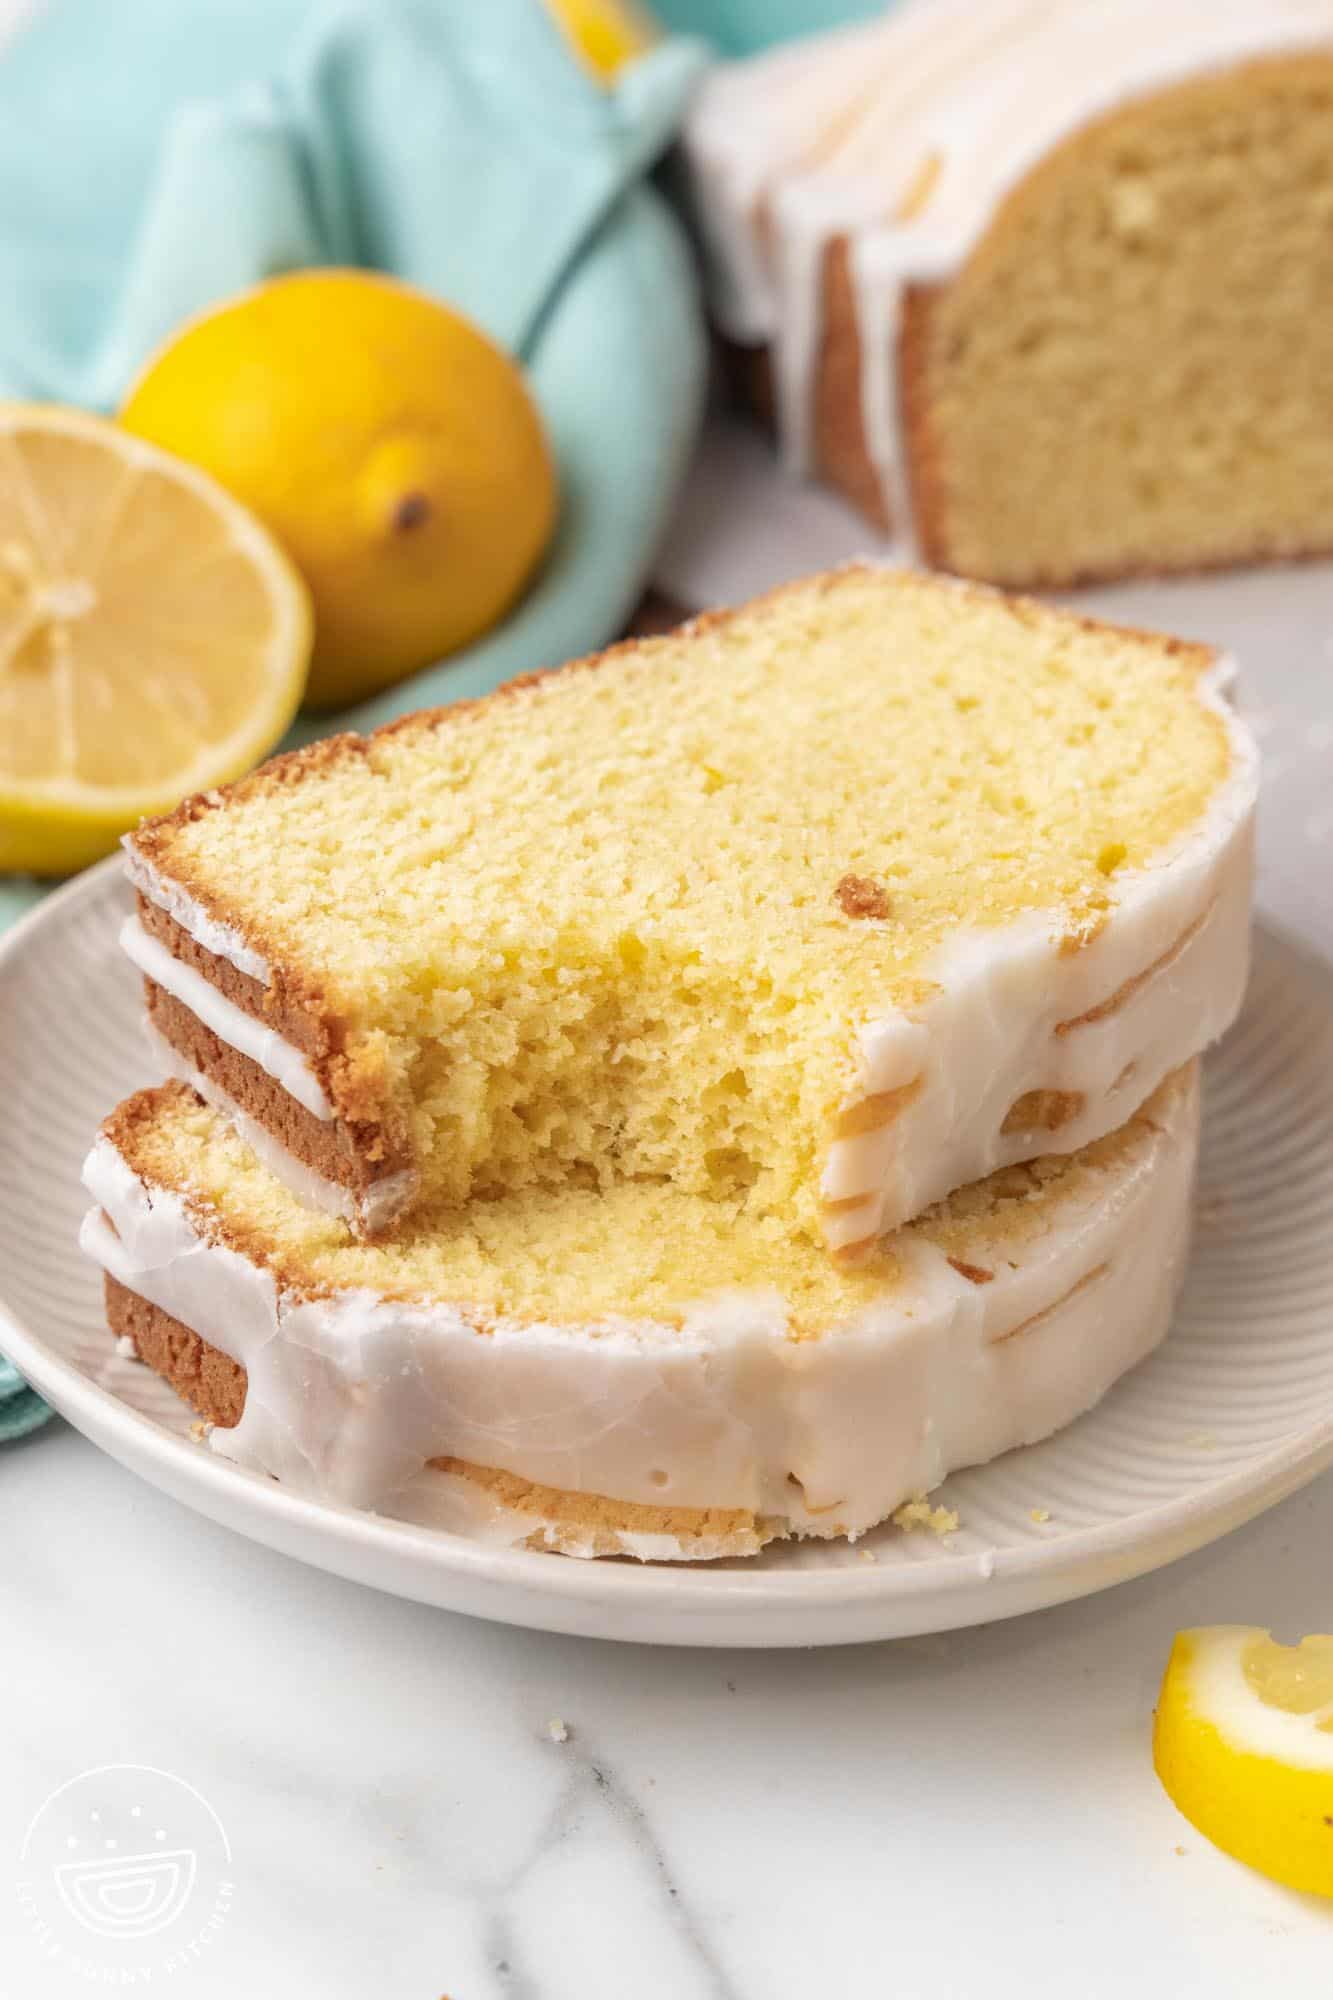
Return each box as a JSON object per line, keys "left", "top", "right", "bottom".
{"left": 124, "top": 566, "right": 1255, "bottom": 1256}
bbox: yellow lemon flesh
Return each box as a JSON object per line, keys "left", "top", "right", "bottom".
{"left": 1154, "top": 1625, "right": 1333, "bottom": 1897}
{"left": 120, "top": 271, "right": 558, "bottom": 712}
{"left": 545, "top": 0, "right": 657, "bottom": 79}
{"left": 0, "top": 404, "right": 311, "bottom": 877}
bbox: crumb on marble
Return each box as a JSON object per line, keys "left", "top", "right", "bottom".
{"left": 892, "top": 1496, "right": 960, "bottom": 1537}
{"left": 859, "top": 1548, "right": 877, "bottom": 1564}
{"left": 1174, "top": 1845, "right": 1187, "bottom": 1857}
{"left": 546, "top": 1717, "right": 570, "bottom": 1744}
{"left": 188, "top": 1420, "right": 209, "bottom": 1443}
{"left": 114, "top": 1333, "right": 138, "bottom": 1360}
{"left": 1029, "top": 1507, "right": 1051, "bottom": 1524}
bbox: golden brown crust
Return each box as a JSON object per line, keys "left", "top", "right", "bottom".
{"left": 946, "top": 1258, "right": 994, "bottom": 1286}
{"left": 833, "top": 1076, "right": 923, "bottom": 1140}
{"left": 106, "top": 1273, "right": 248, "bottom": 1428}
{"left": 732, "top": 51, "right": 1333, "bottom": 588}
{"left": 430, "top": 1458, "right": 765, "bottom": 1548}
{"left": 833, "top": 872, "right": 892, "bottom": 921}
{"left": 1000, "top": 1089, "right": 1087, "bottom": 1137}
{"left": 809, "top": 235, "right": 895, "bottom": 534}
{"left": 144, "top": 982, "right": 412, "bottom": 1201}
{"left": 898, "top": 278, "right": 953, "bottom": 572}
{"left": 99, "top": 1082, "right": 343, "bottom": 1297}
{"left": 1055, "top": 902, "right": 1217, "bottom": 1037}
{"left": 990, "top": 1262, "right": 1111, "bottom": 1345}
{"left": 105, "top": 1277, "right": 770, "bottom": 1554}
{"left": 137, "top": 894, "right": 329, "bottom": 1059}
{"left": 129, "top": 732, "right": 373, "bottom": 996}
{"left": 134, "top": 894, "right": 411, "bottom": 1185}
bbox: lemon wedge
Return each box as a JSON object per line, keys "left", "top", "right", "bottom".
{"left": 1154, "top": 1625, "right": 1333, "bottom": 1897}
{"left": 0, "top": 403, "right": 312, "bottom": 877}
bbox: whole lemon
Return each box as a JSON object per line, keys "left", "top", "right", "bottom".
{"left": 120, "top": 270, "right": 557, "bottom": 710}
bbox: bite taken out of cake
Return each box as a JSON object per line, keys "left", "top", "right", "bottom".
{"left": 684, "top": 0, "right": 1333, "bottom": 587}
{"left": 82, "top": 1067, "right": 1200, "bottom": 1561}
{"left": 120, "top": 566, "right": 1254, "bottom": 1260}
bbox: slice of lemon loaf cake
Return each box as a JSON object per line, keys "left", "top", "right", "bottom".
{"left": 685, "top": 0, "right": 1333, "bottom": 586}
{"left": 82, "top": 1068, "right": 1199, "bottom": 1560}
{"left": 121, "top": 567, "right": 1252, "bottom": 1259}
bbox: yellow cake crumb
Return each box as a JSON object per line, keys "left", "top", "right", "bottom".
{"left": 892, "top": 1496, "right": 960, "bottom": 1538}
{"left": 142, "top": 569, "right": 1229, "bottom": 1248}
{"left": 112, "top": 1070, "right": 1191, "bottom": 1332}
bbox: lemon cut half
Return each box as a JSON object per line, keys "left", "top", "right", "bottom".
{"left": 0, "top": 404, "right": 312, "bottom": 876}
{"left": 1154, "top": 1625, "right": 1333, "bottom": 1898}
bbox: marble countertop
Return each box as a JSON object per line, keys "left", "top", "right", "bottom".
{"left": 5, "top": 420, "right": 1333, "bottom": 1996}
{"left": 4, "top": 1420, "right": 1332, "bottom": 1996}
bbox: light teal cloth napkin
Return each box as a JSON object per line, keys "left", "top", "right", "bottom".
{"left": 0, "top": 0, "right": 709, "bottom": 902}
{"left": 0, "top": 0, "right": 711, "bottom": 1425}
{"left": 0, "top": 0, "right": 709, "bottom": 742}
{"left": 651, "top": 0, "right": 885, "bottom": 56}
{"left": 0, "top": 1357, "right": 55, "bottom": 1441}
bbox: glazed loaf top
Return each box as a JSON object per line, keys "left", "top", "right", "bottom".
{"left": 683, "top": 0, "right": 1333, "bottom": 522}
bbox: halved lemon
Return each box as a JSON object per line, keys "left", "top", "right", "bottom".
{"left": 0, "top": 404, "right": 312, "bottom": 876}
{"left": 1154, "top": 1625, "right": 1333, "bottom": 1897}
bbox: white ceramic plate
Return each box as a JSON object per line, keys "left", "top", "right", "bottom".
{"left": 3, "top": 856, "right": 1333, "bottom": 1647}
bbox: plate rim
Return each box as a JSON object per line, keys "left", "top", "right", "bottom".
{"left": 4, "top": 860, "right": 1333, "bottom": 1646}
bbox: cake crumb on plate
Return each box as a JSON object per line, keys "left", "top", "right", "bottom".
{"left": 892, "top": 1496, "right": 960, "bottom": 1537}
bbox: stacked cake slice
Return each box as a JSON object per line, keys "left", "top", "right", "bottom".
{"left": 82, "top": 568, "right": 1257, "bottom": 1559}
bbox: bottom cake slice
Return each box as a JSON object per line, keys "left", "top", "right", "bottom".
{"left": 80, "top": 1069, "right": 1199, "bottom": 1561}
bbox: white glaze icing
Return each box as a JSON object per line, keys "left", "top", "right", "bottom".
{"left": 821, "top": 671, "right": 1255, "bottom": 1253}
{"left": 120, "top": 914, "right": 333, "bottom": 1121}
{"left": 684, "top": 0, "right": 1333, "bottom": 528}
{"left": 80, "top": 1066, "right": 1198, "bottom": 1558}
{"left": 144, "top": 1026, "right": 419, "bottom": 1236}
{"left": 123, "top": 839, "right": 271, "bottom": 984}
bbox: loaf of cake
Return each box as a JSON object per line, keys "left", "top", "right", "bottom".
{"left": 81, "top": 1067, "right": 1200, "bottom": 1560}
{"left": 120, "top": 567, "right": 1254, "bottom": 1261}
{"left": 684, "top": 0, "right": 1333, "bottom": 586}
